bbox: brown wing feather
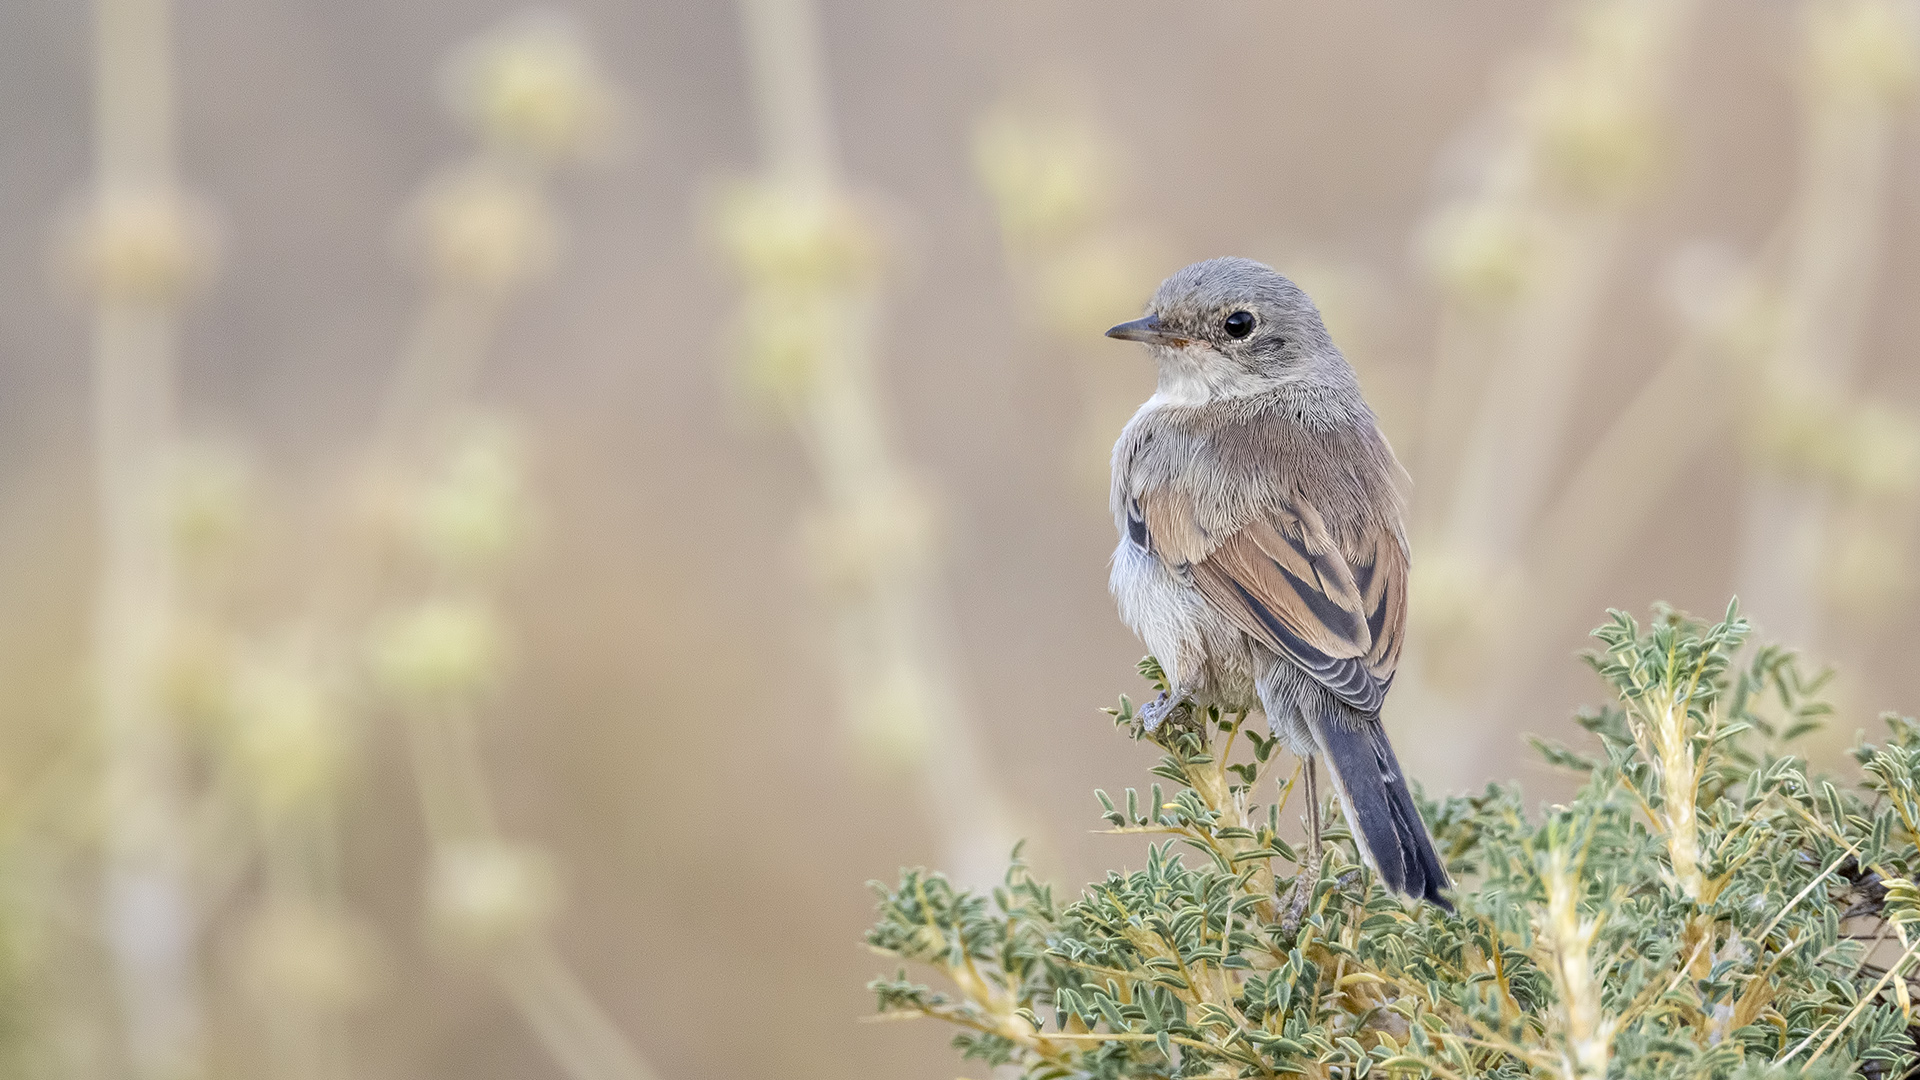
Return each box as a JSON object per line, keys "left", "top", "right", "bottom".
{"left": 1137, "top": 491, "right": 1211, "bottom": 566}
{"left": 1141, "top": 488, "right": 1405, "bottom": 714}
{"left": 1354, "top": 526, "right": 1408, "bottom": 687}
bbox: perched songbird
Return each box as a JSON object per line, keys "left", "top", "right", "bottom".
{"left": 1106, "top": 257, "right": 1450, "bottom": 908}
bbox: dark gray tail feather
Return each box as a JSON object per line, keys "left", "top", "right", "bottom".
{"left": 1311, "top": 706, "right": 1452, "bottom": 911}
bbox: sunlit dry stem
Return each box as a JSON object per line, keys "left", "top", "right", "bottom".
{"left": 1804, "top": 934, "right": 1920, "bottom": 1065}
{"left": 1615, "top": 641, "right": 1711, "bottom": 904}
{"left": 873, "top": 608, "right": 1920, "bottom": 1076}
{"left": 1539, "top": 848, "right": 1615, "bottom": 1080}
{"left": 1647, "top": 692, "right": 1704, "bottom": 899}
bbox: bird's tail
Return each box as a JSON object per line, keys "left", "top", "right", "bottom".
{"left": 1308, "top": 705, "right": 1451, "bottom": 910}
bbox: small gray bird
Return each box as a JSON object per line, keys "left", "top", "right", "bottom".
{"left": 1106, "top": 256, "right": 1449, "bottom": 909}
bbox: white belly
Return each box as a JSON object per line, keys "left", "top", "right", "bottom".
{"left": 1109, "top": 540, "right": 1260, "bottom": 707}
{"left": 1110, "top": 541, "right": 1201, "bottom": 673}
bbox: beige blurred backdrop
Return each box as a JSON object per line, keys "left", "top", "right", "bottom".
{"left": 5, "top": 1, "right": 1920, "bottom": 1079}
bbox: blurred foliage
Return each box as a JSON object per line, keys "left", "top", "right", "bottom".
{"left": 32, "top": 7, "right": 659, "bottom": 1079}
{"left": 441, "top": 10, "right": 623, "bottom": 165}
{"left": 869, "top": 603, "right": 1920, "bottom": 1078}
{"left": 53, "top": 185, "right": 221, "bottom": 305}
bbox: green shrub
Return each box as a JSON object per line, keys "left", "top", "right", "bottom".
{"left": 866, "top": 603, "right": 1920, "bottom": 1079}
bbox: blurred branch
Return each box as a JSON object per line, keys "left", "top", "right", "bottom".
{"left": 1441, "top": 212, "right": 1626, "bottom": 561}
{"left": 495, "top": 941, "right": 661, "bottom": 1080}
{"left": 1425, "top": 0, "right": 1702, "bottom": 560}
{"left": 1736, "top": 0, "right": 1917, "bottom": 645}
{"left": 969, "top": 99, "right": 1166, "bottom": 491}
{"left": 726, "top": 0, "right": 1017, "bottom": 888}
{"left": 1500, "top": 0, "right": 1918, "bottom": 681}
{"left": 1400, "top": 0, "right": 1703, "bottom": 739}
{"left": 355, "top": 17, "right": 660, "bottom": 1080}
{"left": 738, "top": 0, "right": 839, "bottom": 190}
{"left": 1411, "top": 0, "right": 1920, "bottom": 768}
{"left": 1482, "top": 230, "right": 1786, "bottom": 711}
{"left": 1521, "top": 337, "right": 1726, "bottom": 644}
{"left": 81, "top": 0, "right": 209, "bottom": 1074}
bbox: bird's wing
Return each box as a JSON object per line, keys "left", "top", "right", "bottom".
{"left": 1138, "top": 489, "right": 1405, "bottom": 714}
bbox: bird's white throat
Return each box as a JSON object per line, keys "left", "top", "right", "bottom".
{"left": 1148, "top": 358, "right": 1273, "bottom": 408}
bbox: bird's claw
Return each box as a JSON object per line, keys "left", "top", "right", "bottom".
{"left": 1136, "top": 691, "right": 1192, "bottom": 733}
{"left": 1282, "top": 874, "right": 1309, "bottom": 935}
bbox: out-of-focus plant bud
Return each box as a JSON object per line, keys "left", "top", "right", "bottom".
{"left": 1421, "top": 201, "right": 1539, "bottom": 308}
{"left": 971, "top": 105, "right": 1112, "bottom": 259}
{"left": 712, "top": 180, "right": 883, "bottom": 294}
{"left": 416, "top": 421, "right": 531, "bottom": 573}
{"left": 1526, "top": 1, "right": 1669, "bottom": 204}
{"left": 850, "top": 660, "right": 937, "bottom": 770}
{"left": 241, "top": 900, "right": 380, "bottom": 1011}
{"left": 160, "top": 621, "right": 236, "bottom": 734}
{"left": 1739, "top": 368, "right": 1918, "bottom": 500}
{"left": 800, "top": 484, "right": 938, "bottom": 596}
{"left": 1744, "top": 368, "right": 1849, "bottom": 480}
{"left": 53, "top": 185, "right": 219, "bottom": 306}
{"left": 228, "top": 655, "right": 345, "bottom": 819}
{"left": 427, "top": 840, "right": 561, "bottom": 954}
{"left": 1526, "top": 70, "right": 1662, "bottom": 204}
{"left": 368, "top": 598, "right": 505, "bottom": 705}
{"left": 732, "top": 290, "right": 835, "bottom": 402}
{"left": 172, "top": 442, "right": 256, "bottom": 567}
{"left": 1406, "top": 546, "right": 1522, "bottom": 694}
{"left": 1836, "top": 402, "right": 1920, "bottom": 500}
{"left": 1708, "top": 290, "right": 1785, "bottom": 369}
{"left": 401, "top": 165, "right": 561, "bottom": 294}
{"left": 1031, "top": 234, "right": 1164, "bottom": 340}
{"left": 1822, "top": 513, "right": 1914, "bottom": 619}
{"left": 442, "top": 11, "right": 621, "bottom": 164}
{"left": 1806, "top": 0, "right": 1920, "bottom": 104}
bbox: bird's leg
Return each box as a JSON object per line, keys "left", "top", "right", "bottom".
{"left": 1285, "top": 755, "right": 1325, "bottom": 932}
{"left": 1305, "top": 753, "right": 1320, "bottom": 860}
{"left": 1136, "top": 687, "right": 1192, "bottom": 733}
{"left": 1305, "top": 755, "right": 1324, "bottom": 870}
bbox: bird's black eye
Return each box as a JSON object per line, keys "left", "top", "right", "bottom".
{"left": 1223, "top": 310, "right": 1255, "bottom": 339}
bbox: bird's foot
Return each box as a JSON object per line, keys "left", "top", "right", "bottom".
{"left": 1136, "top": 690, "right": 1193, "bottom": 733}
{"left": 1282, "top": 861, "right": 1315, "bottom": 935}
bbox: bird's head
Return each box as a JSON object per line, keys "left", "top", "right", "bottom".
{"left": 1106, "top": 257, "right": 1349, "bottom": 406}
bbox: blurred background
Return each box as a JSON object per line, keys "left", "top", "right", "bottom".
{"left": 3, "top": 0, "right": 1920, "bottom": 1077}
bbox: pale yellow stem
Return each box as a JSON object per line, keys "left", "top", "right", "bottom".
{"left": 494, "top": 940, "right": 665, "bottom": 1080}
{"left": 1540, "top": 849, "right": 1615, "bottom": 1080}
{"left": 732, "top": 0, "right": 1016, "bottom": 889}
{"left": 89, "top": 0, "right": 203, "bottom": 1075}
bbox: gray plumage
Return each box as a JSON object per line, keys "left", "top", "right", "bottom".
{"left": 1106, "top": 257, "right": 1449, "bottom": 909}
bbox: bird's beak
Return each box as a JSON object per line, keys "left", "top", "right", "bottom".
{"left": 1105, "top": 314, "right": 1189, "bottom": 347}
